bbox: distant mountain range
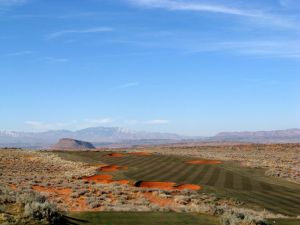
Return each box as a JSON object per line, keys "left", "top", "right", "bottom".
{"left": 0, "top": 127, "right": 299, "bottom": 148}
{"left": 0, "top": 127, "right": 185, "bottom": 148}
{"left": 212, "top": 128, "right": 300, "bottom": 143}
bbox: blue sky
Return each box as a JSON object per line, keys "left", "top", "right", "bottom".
{"left": 0, "top": 0, "right": 299, "bottom": 136}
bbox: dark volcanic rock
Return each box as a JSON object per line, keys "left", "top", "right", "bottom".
{"left": 51, "top": 138, "right": 95, "bottom": 150}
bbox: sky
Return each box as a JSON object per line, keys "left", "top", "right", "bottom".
{"left": 0, "top": 0, "right": 299, "bottom": 136}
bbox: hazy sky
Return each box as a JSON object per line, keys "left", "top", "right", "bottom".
{"left": 0, "top": 0, "right": 299, "bottom": 136}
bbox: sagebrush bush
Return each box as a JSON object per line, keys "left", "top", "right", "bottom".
{"left": 220, "top": 208, "right": 269, "bottom": 225}
{"left": 0, "top": 185, "right": 63, "bottom": 225}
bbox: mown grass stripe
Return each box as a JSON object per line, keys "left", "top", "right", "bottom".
{"left": 141, "top": 161, "right": 182, "bottom": 182}
{"left": 137, "top": 159, "right": 179, "bottom": 180}
{"left": 264, "top": 190, "right": 300, "bottom": 206}
{"left": 100, "top": 157, "right": 124, "bottom": 164}
{"left": 200, "top": 166, "right": 216, "bottom": 184}
{"left": 152, "top": 163, "right": 190, "bottom": 183}
{"left": 206, "top": 167, "right": 221, "bottom": 186}
{"left": 214, "top": 168, "right": 226, "bottom": 188}
{"left": 233, "top": 174, "right": 244, "bottom": 190}
{"left": 259, "top": 182, "right": 273, "bottom": 191}
{"left": 274, "top": 187, "right": 300, "bottom": 197}
{"left": 183, "top": 165, "right": 206, "bottom": 184}
{"left": 166, "top": 164, "right": 197, "bottom": 184}
{"left": 125, "top": 156, "right": 163, "bottom": 173}
{"left": 266, "top": 188, "right": 300, "bottom": 204}
{"left": 173, "top": 165, "right": 200, "bottom": 184}
{"left": 130, "top": 156, "right": 167, "bottom": 169}
{"left": 240, "top": 192, "right": 294, "bottom": 216}
{"left": 189, "top": 165, "right": 210, "bottom": 185}
{"left": 127, "top": 157, "right": 174, "bottom": 178}
{"left": 251, "top": 191, "right": 299, "bottom": 215}
{"left": 135, "top": 156, "right": 175, "bottom": 174}
{"left": 241, "top": 176, "right": 252, "bottom": 191}
{"left": 224, "top": 172, "right": 234, "bottom": 189}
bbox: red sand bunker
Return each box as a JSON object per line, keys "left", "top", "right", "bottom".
{"left": 99, "top": 165, "right": 128, "bottom": 172}
{"left": 82, "top": 174, "right": 113, "bottom": 182}
{"left": 82, "top": 174, "right": 130, "bottom": 185}
{"left": 186, "top": 160, "right": 222, "bottom": 165}
{"left": 128, "top": 152, "right": 151, "bottom": 156}
{"left": 137, "top": 181, "right": 201, "bottom": 191}
{"left": 106, "top": 153, "right": 125, "bottom": 158}
{"left": 138, "top": 181, "right": 176, "bottom": 190}
{"left": 176, "top": 184, "right": 201, "bottom": 191}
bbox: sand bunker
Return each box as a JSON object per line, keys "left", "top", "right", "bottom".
{"left": 176, "top": 184, "right": 201, "bottom": 191}
{"left": 82, "top": 174, "right": 129, "bottom": 185}
{"left": 137, "top": 181, "right": 176, "bottom": 190}
{"left": 106, "top": 153, "right": 125, "bottom": 158}
{"left": 186, "top": 159, "right": 222, "bottom": 165}
{"left": 82, "top": 174, "right": 113, "bottom": 182}
{"left": 136, "top": 181, "right": 201, "bottom": 191}
{"left": 128, "top": 152, "right": 152, "bottom": 156}
{"left": 98, "top": 165, "right": 128, "bottom": 172}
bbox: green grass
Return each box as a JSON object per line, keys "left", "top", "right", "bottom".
{"left": 67, "top": 212, "right": 220, "bottom": 225}
{"left": 66, "top": 213, "right": 300, "bottom": 225}
{"left": 54, "top": 151, "right": 300, "bottom": 217}
{"left": 268, "top": 219, "right": 300, "bottom": 225}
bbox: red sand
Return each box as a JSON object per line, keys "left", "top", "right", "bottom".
{"left": 142, "top": 192, "right": 175, "bottom": 207}
{"left": 176, "top": 184, "right": 201, "bottom": 191}
{"left": 114, "top": 180, "right": 130, "bottom": 185}
{"left": 98, "top": 165, "right": 128, "bottom": 172}
{"left": 137, "top": 181, "right": 201, "bottom": 191}
{"left": 82, "top": 174, "right": 113, "bottom": 181}
{"left": 31, "top": 185, "right": 91, "bottom": 211}
{"left": 106, "top": 153, "right": 125, "bottom": 158}
{"left": 186, "top": 159, "right": 222, "bottom": 165}
{"left": 82, "top": 174, "right": 130, "bottom": 185}
{"left": 138, "top": 181, "right": 177, "bottom": 190}
{"left": 128, "top": 152, "right": 151, "bottom": 156}
{"left": 32, "top": 185, "right": 72, "bottom": 195}
{"left": 9, "top": 184, "right": 17, "bottom": 190}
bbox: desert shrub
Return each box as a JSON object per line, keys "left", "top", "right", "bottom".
{"left": 220, "top": 209, "right": 269, "bottom": 225}
{"left": 0, "top": 185, "right": 63, "bottom": 225}
{"left": 23, "top": 201, "right": 62, "bottom": 224}
{"left": 89, "top": 201, "right": 101, "bottom": 209}
{"left": 0, "top": 186, "right": 16, "bottom": 204}
{"left": 70, "top": 192, "right": 80, "bottom": 198}
{"left": 174, "top": 195, "right": 190, "bottom": 205}
{"left": 17, "top": 191, "right": 46, "bottom": 205}
{"left": 77, "top": 189, "right": 89, "bottom": 196}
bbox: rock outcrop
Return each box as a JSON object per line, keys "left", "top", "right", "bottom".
{"left": 51, "top": 138, "right": 95, "bottom": 150}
